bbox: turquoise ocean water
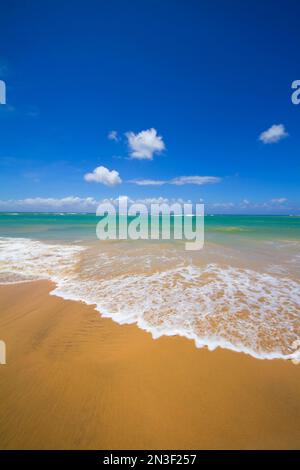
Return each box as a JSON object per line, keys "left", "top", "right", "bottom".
{"left": 0, "top": 212, "right": 299, "bottom": 242}
{"left": 0, "top": 212, "right": 299, "bottom": 361}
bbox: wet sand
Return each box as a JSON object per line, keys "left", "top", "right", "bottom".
{"left": 0, "top": 281, "right": 300, "bottom": 450}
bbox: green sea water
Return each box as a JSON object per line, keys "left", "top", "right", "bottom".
{"left": 0, "top": 212, "right": 300, "bottom": 360}
{"left": 0, "top": 212, "right": 299, "bottom": 244}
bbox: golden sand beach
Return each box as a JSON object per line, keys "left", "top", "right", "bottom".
{"left": 0, "top": 281, "right": 300, "bottom": 450}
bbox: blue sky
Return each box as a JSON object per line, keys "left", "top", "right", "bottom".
{"left": 0, "top": 0, "right": 299, "bottom": 213}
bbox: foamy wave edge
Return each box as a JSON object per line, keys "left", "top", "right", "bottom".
{"left": 50, "top": 286, "right": 300, "bottom": 362}
{"left": 0, "top": 236, "right": 299, "bottom": 362}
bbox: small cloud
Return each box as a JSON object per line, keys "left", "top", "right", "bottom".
{"left": 211, "top": 202, "right": 235, "bottom": 208}
{"left": 129, "top": 176, "right": 221, "bottom": 186}
{"left": 108, "top": 130, "right": 119, "bottom": 142}
{"left": 259, "top": 124, "right": 288, "bottom": 144}
{"left": 84, "top": 165, "right": 122, "bottom": 186}
{"left": 98, "top": 195, "right": 192, "bottom": 212}
{"left": 170, "top": 176, "right": 221, "bottom": 185}
{"left": 126, "top": 128, "right": 165, "bottom": 160}
{"left": 129, "top": 179, "right": 166, "bottom": 186}
{"left": 0, "top": 196, "right": 99, "bottom": 212}
{"left": 271, "top": 198, "right": 288, "bottom": 204}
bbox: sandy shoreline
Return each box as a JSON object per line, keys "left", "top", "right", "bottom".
{"left": 0, "top": 281, "right": 300, "bottom": 449}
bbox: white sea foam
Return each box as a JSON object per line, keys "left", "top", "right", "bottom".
{"left": 0, "top": 237, "right": 300, "bottom": 361}
{"left": 0, "top": 237, "right": 85, "bottom": 283}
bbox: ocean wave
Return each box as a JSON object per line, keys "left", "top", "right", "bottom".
{"left": 0, "top": 236, "right": 299, "bottom": 362}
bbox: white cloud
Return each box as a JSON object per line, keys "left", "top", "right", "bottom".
{"left": 100, "top": 195, "right": 132, "bottom": 205}
{"left": 87, "top": 195, "right": 193, "bottom": 215}
{"left": 211, "top": 202, "right": 235, "bottom": 208}
{"left": 129, "top": 179, "right": 166, "bottom": 186}
{"left": 259, "top": 124, "right": 288, "bottom": 144}
{"left": 94, "top": 195, "right": 183, "bottom": 208}
{"left": 0, "top": 195, "right": 194, "bottom": 212}
{"left": 0, "top": 196, "right": 98, "bottom": 211}
{"left": 108, "top": 130, "right": 119, "bottom": 141}
{"left": 271, "top": 198, "right": 288, "bottom": 204}
{"left": 0, "top": 196, "right": 295, "bottom": 214}
{"left": 99, "top": 195, "right": 133, "bottom": 213}
{"left": 84, "top": 166, "right": 122, "bottom": 186}
{"left": 136, "top": 197, "right": 171, "bottom": 205}
{"left": 126, "top": 128, "right": 165, "bottom": 160}
{"left": 130, "top": 176, "right": 221, "bottom": 186}
{"left": 241, "top": 199, "right": 251, "bottom": 207}
{"left": 238, "top": 198, "right": 289, "bottom": 210}
{"left": 202, "top": 198, "right": 293, "bottom": 213}
{"left": 170, "top": 176, "right": 221, "bottom": 185}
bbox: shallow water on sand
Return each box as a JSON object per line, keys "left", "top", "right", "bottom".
{"left": 0, "top": 213, "right": 300, "bottom": 361}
